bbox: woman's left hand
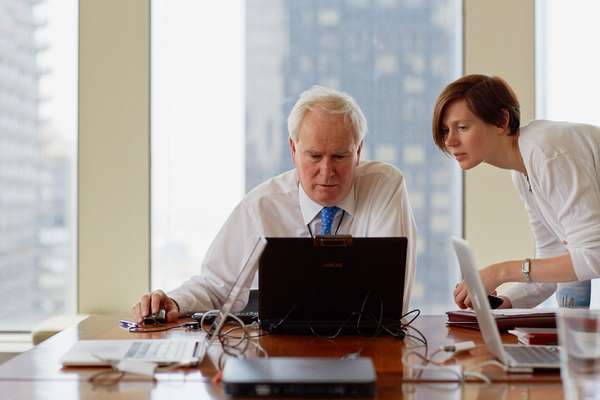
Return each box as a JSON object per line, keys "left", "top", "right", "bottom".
{"left": 478, "top": 263, "right": 504, "bottom": 295}
{"left": 454, "top": 262, "right": 504, "bottom": 308}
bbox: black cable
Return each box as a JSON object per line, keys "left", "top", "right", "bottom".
{"left": 302, "top": 294, "right": 417, "bottom": 339}
{"left": 263, "top": 293, "right": 423, "bottom": 341}
{"left": 402, "top": 309, "right": 421, "bottom": 327}
{"left": 308, "top": 312, "right": 358, "bottom": 339}
{"left": 307, "top": 291, "right": 380, "bottom": 339}
{"left": 355, "top": 291, "right": 385, "bottom": 337}
{"left": 269, "top": 304, "right": 298, "bottom": 331}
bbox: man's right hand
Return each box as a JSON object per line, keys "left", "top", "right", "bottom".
{"left": 131, "top": 289, "right": 180, "bottom": 324}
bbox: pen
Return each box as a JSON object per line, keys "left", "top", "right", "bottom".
{"left": 119, "top": 320, "right": 139, "bottom": 330}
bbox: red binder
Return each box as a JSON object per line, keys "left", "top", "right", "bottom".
{"left": 507, "top": 327, "right": 558, "bottom": 345}
{"left": 446, "top": 310, "right": 556, "bottom": 332}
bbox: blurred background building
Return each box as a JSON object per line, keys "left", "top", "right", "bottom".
{"left": 246, "top": 0, "right": 462, "bottom": 312}
{"left": 0, "top": 0, "right": 75, "bottom": 330}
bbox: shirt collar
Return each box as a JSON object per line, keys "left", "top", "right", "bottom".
{"left": 298, "top": 182, "right": 356, "bottom": 225}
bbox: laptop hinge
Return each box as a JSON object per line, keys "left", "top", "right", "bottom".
{"left": 313, "top": 235, "right": 353, "bottom": 247}
{"left": 192, "top": 341, "right": 200, "bottom": 357}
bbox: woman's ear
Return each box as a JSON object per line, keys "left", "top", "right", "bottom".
{"left": 500, "top": 109, "right": 510, "bottom": 131}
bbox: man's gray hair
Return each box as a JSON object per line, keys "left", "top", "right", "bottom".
{"left": 287, "top": 85, "right": 368, "bottom": 144}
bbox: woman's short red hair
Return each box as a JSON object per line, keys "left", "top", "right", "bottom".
{"left": 432, "top": 74, "right": 520, "bottom": 154}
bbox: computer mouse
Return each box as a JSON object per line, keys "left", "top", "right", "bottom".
{"left": 143, "top": 309, "right": 167, "bottom": 325}
{"left": 488, "top": 295, "right": 504, "bottom": 309}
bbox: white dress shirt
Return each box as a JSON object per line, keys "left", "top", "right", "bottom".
{"left": 169, "top": 160, "right": 417, "bottom": 314}
{"left": 502, "top": 120, "right": 600, "bottom": 308}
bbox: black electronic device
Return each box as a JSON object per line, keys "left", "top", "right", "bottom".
{"left": 258, "top": 236, "right": 407, "bottom": 335}
{"left": 143, "top": 309, "right": 166, "bottom": 325}
{"left": 192, "top": 311, "right": 258, "bottom": 325}
{"left": 488, "top": 295, "right": 504, "bottom": 309}
{"left": 222, "top": 357, "right": 376, "bottom": 398}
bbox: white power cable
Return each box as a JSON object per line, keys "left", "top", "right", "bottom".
{"left": 401, "top": 341, "right": 492, "bottom": 384}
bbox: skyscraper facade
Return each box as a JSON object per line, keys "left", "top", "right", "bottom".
{"left": 0, "top": 0, "right": 44, "bottom": 328}
{"left": 0, "top": 0, "right": 75, "bottom": 329}
{"left": 246, "top": 0, "right": 462, "bottom": 311}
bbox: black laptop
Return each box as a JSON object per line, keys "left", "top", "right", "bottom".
{"left": 258, "top": 236, "right": 407, "bottom": 335}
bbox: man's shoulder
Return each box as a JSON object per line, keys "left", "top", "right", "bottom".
{"left": 521, "top": 120, "right": 600, "bottom": 161}
{"left": 242, "top": 169, "right": 298, "bottom": 205}
{"left": 355, "top": 160, "right": 405, "bottom": 183}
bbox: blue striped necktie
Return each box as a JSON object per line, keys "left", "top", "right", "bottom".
{"left": 320, "top": 206, "right": 339, "bottom": 235}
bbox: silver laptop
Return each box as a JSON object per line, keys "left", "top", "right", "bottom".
{"left": 61, "top": 237, "right": 268, "bottom": 367}
{"left": 451, "top": 237, "right": 560, "bottom": 372}
{"left": 61, "top": 338, "right": 206, "bottom": 366}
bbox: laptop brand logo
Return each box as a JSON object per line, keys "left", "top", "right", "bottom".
{"left": 321, "top": 262, "right": 343, "bottom": 269}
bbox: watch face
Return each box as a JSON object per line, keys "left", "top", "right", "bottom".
{"left": 522, "top": 259, "right": 531, "bottom": 282}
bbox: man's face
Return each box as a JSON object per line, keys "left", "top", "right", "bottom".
{"left": 289, "top": 109, "right": 362, "bottom": 207}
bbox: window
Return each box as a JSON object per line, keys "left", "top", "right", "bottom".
{"left": 536, "top": 0, "right": 600, "bottom": 126}
{"left": 0, "top": 0, "right": 78, "bottom": 330}
{"left": 536, "top": 0, "right": 600, "bottom": 307}
{"left": 152, "top": 0, "right": 462, "bottom": 313}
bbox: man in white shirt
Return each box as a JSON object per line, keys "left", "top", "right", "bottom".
{"left": 132, "top": 86, "right": 417, "bottom": 323}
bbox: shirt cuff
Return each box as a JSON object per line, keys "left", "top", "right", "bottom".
{"left": 168, "top": 288, "right": 211, "bottom": 316}
{"left": 570, "top": 248, "right": 599, "bottom": 281}
{"left": 499, "top": 282, "right": 555, "bottom": 308}
{"left": 167, "top": 292, "right": 191, "bottom": 316}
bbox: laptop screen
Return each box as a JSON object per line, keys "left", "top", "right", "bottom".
{"left": 451, "top": 237, "right": 507, "bottom": 362}
{"left": 208, "top": 236, "right": 267, "bottom": 344}
{"left": 258, "top": 236, "right": 407, "bottom": 334}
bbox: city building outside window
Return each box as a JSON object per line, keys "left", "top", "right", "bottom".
{"left": 151, "top": 0, "right": 462, "bottom": 313}
{"left": 0, "top": 0, "right": 77, "bottom": 331}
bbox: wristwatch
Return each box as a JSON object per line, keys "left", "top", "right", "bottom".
{"left": 521, "top": 258, "right": 532, "bottom": 283}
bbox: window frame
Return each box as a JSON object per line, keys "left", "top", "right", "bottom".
{"left": 77, "top": 0, "right": 535, "bottom": 312}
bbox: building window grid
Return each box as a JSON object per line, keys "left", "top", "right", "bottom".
{"left": 151, "top": 0, "right": 462, "bottom": 313}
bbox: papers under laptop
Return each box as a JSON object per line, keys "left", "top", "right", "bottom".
{"left": 61, "top": 237, "right": 268, "bottom": 367}
{"left": 451, "top": 237, "right": 560, "bottom": 372}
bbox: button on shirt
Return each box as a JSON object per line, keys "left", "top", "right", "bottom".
{"left": 168, "top": 160, "right": 417, "bottom": 314}
{"left": 502, "top": 120, "right": 600, "bottom": 308}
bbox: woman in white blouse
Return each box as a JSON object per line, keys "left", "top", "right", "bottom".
{"left": 432, "top": 74, "right": 600, "bottom": 309}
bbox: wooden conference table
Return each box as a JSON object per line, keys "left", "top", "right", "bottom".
{"left": 0, "top": 314, "right": 565, "bottom": 399}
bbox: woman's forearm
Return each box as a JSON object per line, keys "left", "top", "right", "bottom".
{"left": 498, "top": 253, "right": 578, "bottom": 283}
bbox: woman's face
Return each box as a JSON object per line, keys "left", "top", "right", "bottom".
{"left": 442, "top": 99, "right": 503, "bottom": 170}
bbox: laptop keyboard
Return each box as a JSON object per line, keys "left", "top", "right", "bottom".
{"left": 504, "top": 345, "right": 560, "bottom": 364}
{"left": 124, "top": 341, "right": 187, "bottom": 360}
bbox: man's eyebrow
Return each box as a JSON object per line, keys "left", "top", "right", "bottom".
{"left": 303, "top": 149, "right": 353, "bottom": 155}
